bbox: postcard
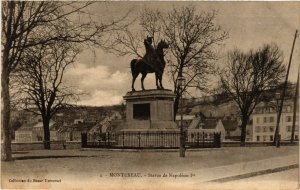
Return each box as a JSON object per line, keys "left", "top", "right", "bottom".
{"left": 1, "top": 1, "right": 299, "bottom": 190}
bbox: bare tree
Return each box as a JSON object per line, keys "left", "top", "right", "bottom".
{"left": 106, "top": 6, "right": 227, "bottom": 118}
{"left": 12, "top": 42, "right": 80, "bottom": 149}
{"left": 1, "top": 1, "right": 128, "bottom": 160}
{"left": 219, "top": 43, "right": 285, "bottom": 146}
{"left": 163, "top": 7, "right": 228, "bottom": 118}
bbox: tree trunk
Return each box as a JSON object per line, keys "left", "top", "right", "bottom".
{"left": 43, "top": 118, "right": 51, "bottom": 149}
{"left": 1, "top": 59, "right": 13, "bottom": 161}
{"left": 240, "top": 116, "right": 248, "bottom": 147}
{"left": 1, "top": 1, "right": 15, "bottom": 161}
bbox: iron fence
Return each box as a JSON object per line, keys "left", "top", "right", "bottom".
{"left": 81, "top": 131, "right": 221, "bottom": 149}
{"left": 187, "top": 131, "right": 221, "bottom": 148}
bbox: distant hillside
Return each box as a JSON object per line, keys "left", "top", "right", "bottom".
{"left": 12, "top": 103, "right": 126, "bottom": 128}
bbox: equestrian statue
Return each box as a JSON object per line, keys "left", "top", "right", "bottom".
{"left": 130, "top": 36, "right": 169, "bottom": 91}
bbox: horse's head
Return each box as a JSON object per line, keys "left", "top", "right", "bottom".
{"left": 146, "top": 35, "right": 153, "bottom": 45}
{"left": 158, "top": 40, "right": 169, "bottom": 50}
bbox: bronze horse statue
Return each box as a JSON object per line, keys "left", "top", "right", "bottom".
{"left": 130, "top": 38, "right": 169, "bottom": 91}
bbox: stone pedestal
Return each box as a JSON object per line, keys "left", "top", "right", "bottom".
{"left": 115, "top": 89, "right": 179, "bottom": 147}
{"left": 112, "top": 89, "right": 180, "bottom": 147}
{"left": 122, "top": 89, "right": 178, "bottom": 131}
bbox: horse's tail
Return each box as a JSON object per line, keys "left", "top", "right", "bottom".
{"left": 130, "top": 59, "right": 137, "bottom": 76}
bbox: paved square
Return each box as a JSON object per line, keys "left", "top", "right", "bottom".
{"left": 1, "top": 146, "right": 298, "bottom": 189}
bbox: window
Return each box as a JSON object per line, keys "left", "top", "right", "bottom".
{"left": 256, "top": 136, "right": 260, "bottom": 141}
{"left": 256, "top": 117, "right": 260, "bottom": 123}
{"left": 286, "top": 126, "right": 292, "bottom": 132}
{"left": 270, "top": 135, "right": 273, "bottom": 141}
{"left": 256, "top": 117, "right": 260, "bottom": 124}
{"left": 191, "top": 133, "right": 194, "bottom": 139}
{"left": 255, "top": 126, "right": 260, "bottom": 132}
{"left": 295, "top": 135, "right": 299, "bottom": 141}
{"left": 282, "top": 107, "right": 287, "bottom": 112}
{"left": 263, "top": 136, "right": 266, "bottom": 142}
{"left": 133, "top": 103, "right": 151, "bottom": 120}
{"left": 269, "top": 126, "right": 274, "bottom": 132}
{"left": 263, "top": 117, "right": 267, "bottom": 123}
{"left": 269, "top": 117, "right": 274, "bottom": 123}
{"left": 287, "top": 106, "right": 291, "bottom": 112}
{"left": 286, "top": 116, "right": 292, "bottom": 122}
{"left": 263, "top": 126, "right": 267, "bottom": 132}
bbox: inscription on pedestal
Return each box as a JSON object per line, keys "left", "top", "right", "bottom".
{"left": 133, "top": 103, "right": 150, "bottom": 120}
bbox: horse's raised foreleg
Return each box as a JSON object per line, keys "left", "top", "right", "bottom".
{"left": 132, "top": 73, "right": 138, "bottom": 91}
{"left": 141, "top": 73, "right": 147, "bottom": 91}
{"left": 159, "top": 74, "right": 164, "bottom": 89}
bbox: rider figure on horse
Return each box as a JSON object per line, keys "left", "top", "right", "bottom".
{"left": 130, "top": 36, "right": 169, "bottom": 91}
{"left": 144, "top": 36, "right": 163, "bottom": 70}
{"left": 143, "top": 36, "right": 157, "bottom": 68}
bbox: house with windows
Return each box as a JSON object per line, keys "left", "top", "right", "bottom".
{"left": 187, "top": 117, "right": 226, "bottom": 141}
{"left": 14, "top": 123, "right": 34, "bottom": 143}
{"left": 175, "top": 114, "right": 196, "bottom": 129}
{"left": 251, "top": 99, "right": 299, "bottom": 142}
{"left": 32, "top": 121, "right": 58, "bottom": 141}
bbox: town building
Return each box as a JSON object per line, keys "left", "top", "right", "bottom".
{"left": 187, "top": 118, "right": 226, "bottom": 141}
{"left": 14, "top": 120, "right": 59, "bottom": 143}
{"left": 57, "top": 122, "right": 94, "bottom": 141}
{"left": 251, "top": 99, "right": 299, "bottom": 142}
{"left": 13, "top": 106, "right": 124, "bottom": 143}
{"left": 176, "top": 114, "right": 242, "bottom": 142}
{"left": 14, "top": 123, "right": 33, "bottom": 143}
{"left": 175, "top": 115, "right": 195, "bottom": 129}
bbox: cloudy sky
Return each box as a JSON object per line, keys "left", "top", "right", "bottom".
{"left": 64, "top": 1, "right": 300, "bottom": 106}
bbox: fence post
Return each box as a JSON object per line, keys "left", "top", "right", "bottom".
{"left": 161, "top": 131, "right": 163, "bottom": 147}
{"left": 81, "top": 133, "right": 87, "bottom": 148}
{"left": 138, "top": 132, "right": 141, "bottom": 149}
{"left": 197, "top": 132, "right": 200, "bottom": 147}
{"left": 146, "top": 132, "right": 149, "bottom": 147}
{"left": 202, "top": 131, "right": 205, "bottom": 148}
{"left": 213, "top": 132, "right": 221, "bottom": 148}
{"left": 107, "top": 132, "right": 110, "bottom": 147}
{"left": 218, "top": 132, "right": 221, "bottom": 148}
{"left": 122, "top": 132, "right": 125, "bottom": 147}
{"left": 213, "top": 132, "right": 216, "bottom": 148}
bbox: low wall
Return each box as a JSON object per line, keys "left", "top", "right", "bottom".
{"left": 11, "top": 141, "right": 81, "bottom": 151}
{"left": 10, "top": 141, "right": 298, "bottom": 151}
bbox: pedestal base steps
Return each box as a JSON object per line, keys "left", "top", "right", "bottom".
{"left": 116, "top": 129, "right": 180, "bottom": 148}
